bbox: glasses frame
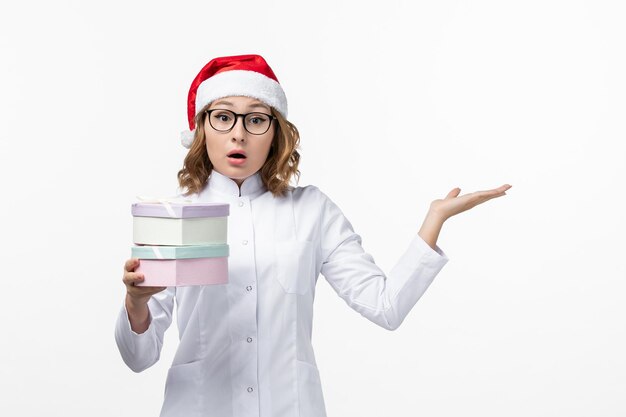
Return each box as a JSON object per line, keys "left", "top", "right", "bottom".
{"left": 204, "top": 109, "right": 277, "bottom": 135}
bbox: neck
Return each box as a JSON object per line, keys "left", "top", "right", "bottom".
{"left": 204, "top": 169, "right": 266, "bottom": 200}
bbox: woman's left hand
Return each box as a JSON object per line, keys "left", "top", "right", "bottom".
{"left": 429, "top": 184, "right": 512, "bottom": 222}
{"left": 418, "top": 184, "right": 512, "bottom": 250}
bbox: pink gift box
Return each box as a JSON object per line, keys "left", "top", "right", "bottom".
{"left": 135, "top": 257, "right": 228, "bottom": 287}
{"left": 132, "top": 244, "right": 229, "bottom": 287}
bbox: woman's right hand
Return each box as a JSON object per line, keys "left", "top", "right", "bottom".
{"left": 123, "top": 258, "right": 167, "bottom": 305}
{"left": 123, "top": 258, "right": 166, "bottom": 333}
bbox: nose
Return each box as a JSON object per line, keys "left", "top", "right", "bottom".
{"left": 231, "top": 115, "right": 247, "bottom": 142}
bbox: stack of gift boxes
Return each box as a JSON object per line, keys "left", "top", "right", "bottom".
{"left": 131, "top": 201, "right": 230, "bottom": 287}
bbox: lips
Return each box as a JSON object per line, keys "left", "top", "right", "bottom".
{"left": 227, "top": 150, "right": 247, "bottom": 159}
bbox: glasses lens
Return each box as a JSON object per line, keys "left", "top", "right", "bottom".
{"left": 245, "top": 113, "right": 272, "bottom": 135}
{"left": 209, "top": 110, "right": 236, "bottom": 131}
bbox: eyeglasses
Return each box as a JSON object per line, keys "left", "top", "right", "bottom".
{"left": 205, "top": 109, "right": 276, "bottom": 135}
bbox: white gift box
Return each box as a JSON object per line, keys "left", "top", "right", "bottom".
{"left": 132, "top": 202, "right": 229, "bottom": 246}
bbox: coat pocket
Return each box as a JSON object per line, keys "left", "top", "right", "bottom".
{"left": 160, "top": 360, "right": 204, "bottom": 417}
{"left": 275, "top": 240, "right": 315, "bottom": 295}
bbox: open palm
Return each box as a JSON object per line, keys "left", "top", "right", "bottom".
{"left": 430, "top": 184, "right": 512, "bottom": 221}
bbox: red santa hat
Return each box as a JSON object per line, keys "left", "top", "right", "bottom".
{"left": 181, "top": 54, "right": 288, "bottom": 148}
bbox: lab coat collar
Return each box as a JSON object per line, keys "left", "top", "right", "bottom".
{"left": 206, "top": 169, "right": 266, "bottom": 199}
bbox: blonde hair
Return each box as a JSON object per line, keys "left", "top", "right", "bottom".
{"left": 177, "top": 104, "right": 301, "bottom": 198}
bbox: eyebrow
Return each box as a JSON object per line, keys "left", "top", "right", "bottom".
{"left": 211, "top": 100, "right": 270, "bottom": 111}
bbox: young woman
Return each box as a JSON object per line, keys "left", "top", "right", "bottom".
{"left": 115, "top": 54, "right": 511, "bottom": 417}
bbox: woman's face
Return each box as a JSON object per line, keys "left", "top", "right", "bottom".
{"left": 204, "top": 96, "right": 275, "bottom": 186}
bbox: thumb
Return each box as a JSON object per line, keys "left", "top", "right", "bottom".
{"left": 446, "top": 187, "right": 461, "bottom": 199}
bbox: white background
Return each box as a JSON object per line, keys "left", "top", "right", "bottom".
{"left": 1, "top": 0, "right": 624, "bottom": 416}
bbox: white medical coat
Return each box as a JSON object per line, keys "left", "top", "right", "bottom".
{"left": 115, "top": 170, "right": 449, "bottom": 417}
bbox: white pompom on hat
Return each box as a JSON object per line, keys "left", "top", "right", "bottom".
{"left": 181, "top": 54, "right": 288, "bottom": 148}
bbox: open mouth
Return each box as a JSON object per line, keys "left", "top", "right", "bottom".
{"left": 228, "top": 153, "right": 246, "bottom": 159}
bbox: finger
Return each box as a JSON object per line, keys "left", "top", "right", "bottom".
{"left": 449, "top": 184, "right": 510, "bottom": 202}
{"left": 467, "top": 187, "right": 510, "bottom": 206}
{"left": 491, "top": 184, "right": 512, "bottom": 194}
{"left": 124, "top": 258, "right": 140, "bottom": 272}
{"left": 473, "top": 186, "right": 510, "bottom": 199}
{"left": 123, "top": 271, "right": 145, "bottom": 286}
{"left": 486, "top": 184, "right": 512, "bottom": 194}
{"left": 445, "top": 188, "right": 461, "bottom": 199}
{"left": 488, "top": 185, "right": 512, "bottom": 198}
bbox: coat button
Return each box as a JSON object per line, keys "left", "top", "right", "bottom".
{"left": 247, "top": 337, "right": 253, "bottom": 343}
{"left": 247, "top": 387, "right": 253, "bottom": 393}
{"left": 242, "top": 239, "right": 248, "bottom": 245}
{"left": 238, "top": 201, "right": 244, "bottom": 207}
{"left": 246, "top": 285, "right": 253, "bottom": 291}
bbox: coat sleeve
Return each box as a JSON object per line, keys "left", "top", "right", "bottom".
{"left": 317, "top": 188, "right": 449, "bottom": 331}
{"left": 114, "top": 287, "right": 175, "bottom": 372}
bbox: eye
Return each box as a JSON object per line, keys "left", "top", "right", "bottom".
{"left": 248, "top": 114, "right": 268, "bottom": 125}
{"left": 212, "top": 112, "right": 232, "bottom": 122}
